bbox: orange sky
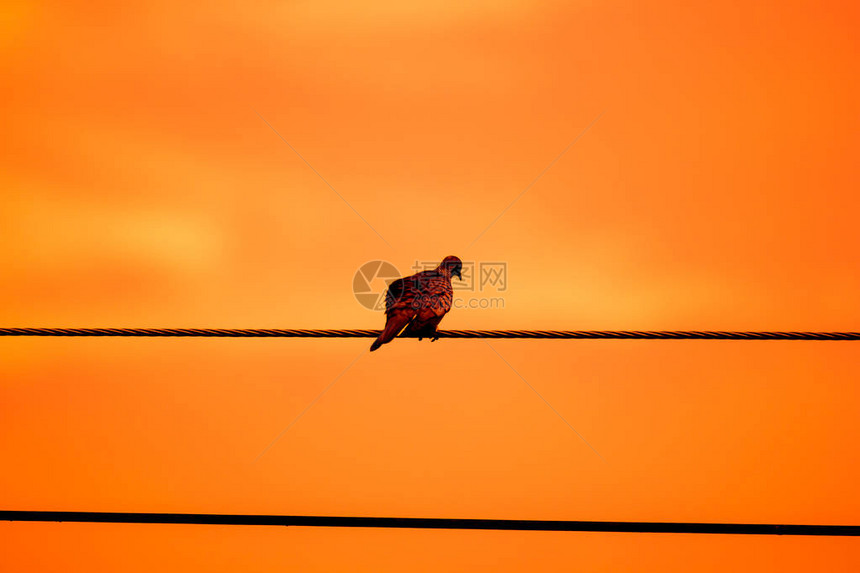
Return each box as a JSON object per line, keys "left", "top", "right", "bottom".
{"left": 1, "top": 1, "right": 859, "bottom": 570}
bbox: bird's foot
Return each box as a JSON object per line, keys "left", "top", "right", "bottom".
{"left": 431, "top": 335, "right": 439, "bottom": 342}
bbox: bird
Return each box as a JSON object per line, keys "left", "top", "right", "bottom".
{"left": 370, "top": 255, "right": 463, "bottom": 352}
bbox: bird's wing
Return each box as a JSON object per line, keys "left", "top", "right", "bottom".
{"left": 372, "top": 270, "right": 453, "bottom": 350}
{"left": 385, "top": 271, "right": 453, "bottom": 315}
{"left": 426, "top": 275, "right": 453, "bottom": 317}
{"left": 408, "top": 272, "right": 453, "bottom": 318}
{"left": 384, "top": 277, "right": 410, "bottom": 317}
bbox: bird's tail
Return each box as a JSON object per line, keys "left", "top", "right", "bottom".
{"left": 370, "top": 314, "right": 410, "bottom": 352}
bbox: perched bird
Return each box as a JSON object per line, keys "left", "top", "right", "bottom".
{"left": 370, "top": 255, "right": 463, "bottom": 352}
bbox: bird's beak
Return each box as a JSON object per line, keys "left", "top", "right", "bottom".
{"left": 454, "top": 269, "right": 462, "bottom": 280}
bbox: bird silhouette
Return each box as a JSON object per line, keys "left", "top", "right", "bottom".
{"left": 370, "top": 256, "right": 463, "bottom": 352}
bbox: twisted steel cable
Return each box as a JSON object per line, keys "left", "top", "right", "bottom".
{"left": 0, "top": 327, "right": 857, "bottom": 340}
{"left": 0, "top": 511, "right": 858, "bottom": 536}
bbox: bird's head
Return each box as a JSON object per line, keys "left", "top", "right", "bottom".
{"left": 439, "top": 255, "right": 463, "bottom": 280}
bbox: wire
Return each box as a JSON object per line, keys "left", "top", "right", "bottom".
{"left": 1, "top": 511, "right": 857, "bottom": 535}
{"left": 1, "top": 327, "right": 858, "bottom": 340}
{"left": 0, "top": 328, "right": 857, "bottom": 340}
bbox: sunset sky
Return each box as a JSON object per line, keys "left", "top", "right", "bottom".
{"left": 2, "top": 0, "right": 859, "bottom": 570}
